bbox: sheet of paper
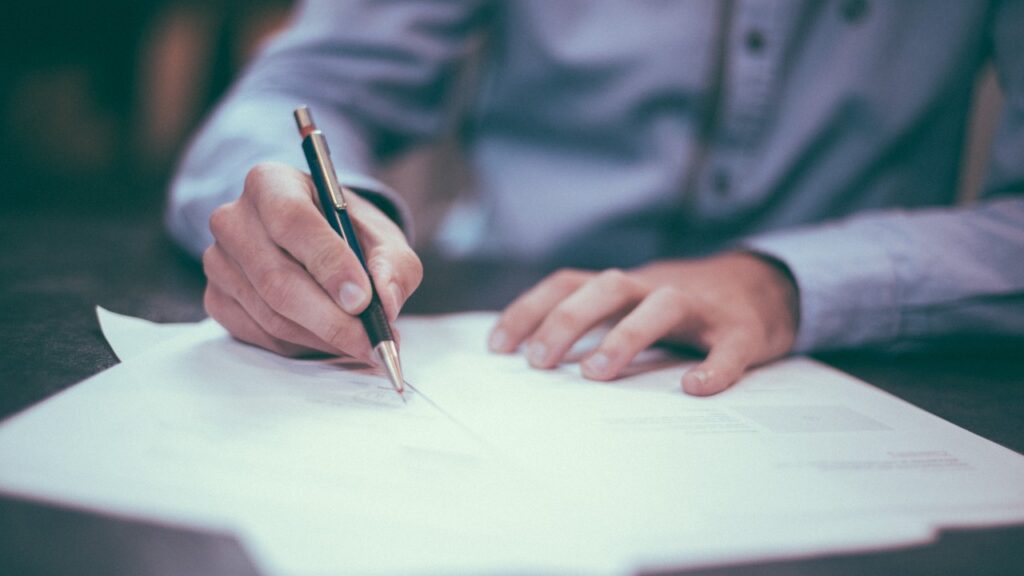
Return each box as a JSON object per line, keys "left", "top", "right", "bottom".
{"left": 96, "top": 307, "right": 208, "bottom": 361}
{"left": 3, "top": 311, "right": 623, "bottom": 575}
{"left": 397, "top": 315, "right": 1024, "bottom": 568}
{"left": 1, "top": 310, "right": 1022, "bottom": 575}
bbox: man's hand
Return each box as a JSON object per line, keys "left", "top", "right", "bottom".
{"left": 488, "top": 253, "right": 799, "bottom": 395}
{"left": 203, "top": 162, "right": 422, "bottom": 361}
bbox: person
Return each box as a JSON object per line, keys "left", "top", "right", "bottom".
{"left": 167, "top": 1, "right": 1024, "bottom": 396}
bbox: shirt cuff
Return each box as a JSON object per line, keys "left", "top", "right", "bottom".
{"left": 344, "top": 178, "right": 414, "bottom": 240}
{"left": 742, "top": 223, "right": 902, "bottom": 353}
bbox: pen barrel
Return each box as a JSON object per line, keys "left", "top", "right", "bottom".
{"left": 359, "top": 294, "right": 394, "bottom": 345}
{"left": 303, "top": 137, "right": 343, "bottom": 212}
{"left": 339, "top": 203, "right": 395, "bottom": 344}
{"left": 337, "top": 203, "right": 394, "bottom": 346}
{"left": 301, "top": 132, "right": 395, "bottom": 347}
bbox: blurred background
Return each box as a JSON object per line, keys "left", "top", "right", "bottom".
{"left": 2, "top": 0, "right": 293, "bottom": 215}
{"left": 0, "top": 0, "right": 472, "bottom": 245}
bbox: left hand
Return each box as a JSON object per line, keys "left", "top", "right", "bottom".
{"left": 487, "top": 252, "right": 800, "bottom": 395}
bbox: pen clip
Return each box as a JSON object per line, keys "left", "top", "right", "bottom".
{"left": 295, "top": 106, "right": 348, "bottom": 211}
{"left": 307, "top": 133, "right": 348, "bottom": 211}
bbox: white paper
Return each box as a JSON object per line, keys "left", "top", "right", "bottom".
{"left": 0, "top": 309, "right": 1021, "bottom": 575}
{"left": 96, "top": 307, "right": 211, "bottom": 362}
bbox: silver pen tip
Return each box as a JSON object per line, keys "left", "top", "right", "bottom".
{"left": 375, "top": 341, "right": 405, "bottom": 397}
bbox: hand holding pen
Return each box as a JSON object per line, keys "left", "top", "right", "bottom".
{"left": 294, "top": 106, "right": 406, "bottom": 395}
{"left": 200, "top": 115, "right": 422, "bottom": 388}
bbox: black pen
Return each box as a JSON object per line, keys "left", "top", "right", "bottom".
{"left": 293, "top": 106, "right": 405, "bottom": 399}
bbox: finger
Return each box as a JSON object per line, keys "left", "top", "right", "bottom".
{"left": 488, "top": 268, "right": 590, "bottom": 354}
{"left": 246, "top": 164, "right": 373, "bottom": 316}
{"left": 681, "top": 332, "right": 758, "bottom": 396}
{"left": 346, "top": 193, "right": 423, "bottom": 322}
{"left": 204, "top": 243, "right": 340, "bottom": 355}
{"left": 204, "top": 282, "right": 309, "bottom": 357}
{"left": 581, "top": 287, "right": 698, "bottom": 380}
{"left": 209, "top": 199, "right": 374, "bottom": 361}
{"left": 525, "top": 269, "right": 644, "bottom": 369}
{"left": 365, "top": 244, "right": 423, "bottom": 323}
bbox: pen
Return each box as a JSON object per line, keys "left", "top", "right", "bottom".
{"left": 293, "top": 106, "right": 405, "bottom": 399}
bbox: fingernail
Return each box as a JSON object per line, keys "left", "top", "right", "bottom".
{"left": 370, "top": 259, "right": 393, "bottom": 282}
{"left": 584, "top": 352, "right": 611, "bottom": 377}
{"left": 387, "top": 283, "right": 404, "bottom": 321}
{"left": 684, "top": 369, "right": 709, "bottom": 392}
{"left": 488, "top": 329, "right": 508, "bottom": 352}
{"left": 527, "top": 341, "right": 549, "bottom": 366}
{"left": 338, "top": 282, "right": 368, "bottom": 314}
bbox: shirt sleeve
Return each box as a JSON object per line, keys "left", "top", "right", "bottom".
{"left": 745, "top": 198, "right": 1024, "bottom": 352}
{"left": 165, "top": 0, "right": 488, "bottom": 258}
{"left": 745, "top": 1, "right": 1024, "bottom": 353}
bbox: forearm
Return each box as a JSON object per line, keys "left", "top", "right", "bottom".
{"left": 165, "top": 0, "right": 486, "bottom": 257}
{"left": 166, "top": 94, "right": 405, "bottom": 258}
{"left": 745, "top": 196, "right": 1024, "bottom": 352}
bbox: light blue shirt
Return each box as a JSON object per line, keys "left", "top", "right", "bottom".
{"left": 168, "top": 0, "right": 1024, "bottom": 353}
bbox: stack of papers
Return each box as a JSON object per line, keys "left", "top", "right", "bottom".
{"left": 0, "top": 309, "right": 1021, "bottom": 575}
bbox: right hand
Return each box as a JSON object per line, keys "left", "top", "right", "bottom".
{"left": 203, "top": 162, "right": 422, "bottom": 361}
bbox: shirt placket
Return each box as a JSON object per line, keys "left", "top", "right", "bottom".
{"left": 700, "top": 0, "right": 797, "bottom": 212}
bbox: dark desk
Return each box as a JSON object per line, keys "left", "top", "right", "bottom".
{"left": 2, "top": 209, "right": 1022, "bottom": 576}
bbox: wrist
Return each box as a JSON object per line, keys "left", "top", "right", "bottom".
{"left": 734, "top": 251, "right": 800, "bottom": 355}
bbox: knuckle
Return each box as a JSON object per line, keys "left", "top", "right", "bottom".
{"left": 651, "top": 286, "right": 690, "bottom": 309}
{"left": 306, "top": 243, "right": 344, "bottom": 279}
{"left": 201, "top": 246, "right": 217, "bottom": 275}
{"left": 610, "top": 323, "right": 645, "bottom": 349}
{"left": 597, "top": 268, "right": 644, "bottom": 300}
{"left": 255, "top": 268, "right": 298, "bottom": 309}
{"left": 213, "top": 270, "right": 252, "bottom": 307}
{"left": 596, "top": 268, "right": 630, "bottom": 289}
{"left": 550, "top": 268, "right": 586, "bottom": 291}
{"left": 548, "top": 305, "right": 582, "bottom": 330}
{"left": 243, "top": 162, "right": 281, "bottom": 196}
{"left": 202, "top": 287, "right": 221, "bottom": 318}
{"left": 263, "top": 199, "right": 305, "bottom": 243}
{"left": 208, "top": 204, "right": 235, "bottom": 239}
{"left": 497, "top": 302, "right": 530, "bottom": 331}
{"left": 261, "top": 312, "right": 296, "bottom": 341}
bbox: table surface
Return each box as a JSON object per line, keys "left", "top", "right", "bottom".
{"left": 1, "top": 209, "right": 1022, "bottom": 576}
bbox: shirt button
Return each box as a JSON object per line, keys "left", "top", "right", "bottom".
{"left": 840, "top": 0, "right": 869, "bottom": 23}
{"left": 744, "top": 29, "right": 766, "bottom": 54}
{"left": 712, "top": 168, "right": 731, "bottom": 196}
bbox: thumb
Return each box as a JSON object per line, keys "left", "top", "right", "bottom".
{"left": 682, "top": 333, "right": 757, "bottom": 396}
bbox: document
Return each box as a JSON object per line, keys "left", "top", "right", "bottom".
{"left": 0, "top": 309, "right": 1021, "bottom": 575}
